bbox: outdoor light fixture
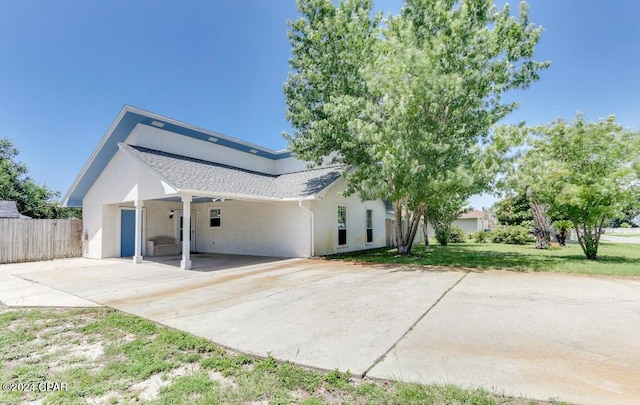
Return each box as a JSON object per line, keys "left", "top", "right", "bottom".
{"left": 169, "top": 210, "right": 174, "bottom": 219}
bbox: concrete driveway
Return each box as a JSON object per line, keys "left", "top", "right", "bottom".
{"left": 1, "top": 256, "right": 639, "bottom": 405}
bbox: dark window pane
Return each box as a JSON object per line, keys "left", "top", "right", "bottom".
{"left": 338, "top": 229, "right": 347, "bottom": 245}
{"left": 366, "top": 228, "right": 373, "bottom": 243}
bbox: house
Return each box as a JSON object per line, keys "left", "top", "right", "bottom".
{"left": 420, "top": 210, "right": 496, "bottom": 239}
{"left": 453, "top": 210, "right": 495, "bottom": 234}
{"left": 0, "top": 201, "right": 30, "bottom": 219}
{"left": 63, "top": 106, "right": 389, "bottom": 269}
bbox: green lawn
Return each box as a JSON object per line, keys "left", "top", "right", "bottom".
{"left": 329, "top": 242, "right": 640, "bottom": 277}
{"left": 0, "top": 307, "right": 565, "bottom": 405}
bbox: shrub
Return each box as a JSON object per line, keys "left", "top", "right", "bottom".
{"left": 449, "top": 225, "right": 467, "bottom": 243}
{"left": 552, "top": 219, "right": 573, "bottom": 246}
{"left": 472, "top": 230, "right": 492, "bottom": 243}
{"left": 491, "top": 226, "right": 533, "bottom": 245}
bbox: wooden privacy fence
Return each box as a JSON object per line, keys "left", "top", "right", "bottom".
{"left": 0, "top": 219, "right": 83, "bottom": 264}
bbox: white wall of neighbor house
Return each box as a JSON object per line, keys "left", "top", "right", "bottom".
{"left": 421, "top": 218, "right": 481, "bottom": 241}
{"left": 453, "top": 218, "right": 482, "bottom": 234}
{"left": 193, "top": 199, "right": 311, "bottom": 257}
{"left": 312, "top": 178, "right": 387, "bottom": 256}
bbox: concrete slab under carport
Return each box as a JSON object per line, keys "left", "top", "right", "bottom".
{"left": 368, "top": 270, "right": 640, "bottom": 405}
{"left": 141, "top": 252, "right": 291, "bottom": 272}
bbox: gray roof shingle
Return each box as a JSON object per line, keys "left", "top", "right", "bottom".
{"left": 0, "top": 201, "right": 22, "bottom": 218}
{"left": 121, "top": 144, "right": 344, "bottom": 199}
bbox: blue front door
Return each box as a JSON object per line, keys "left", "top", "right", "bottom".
{"left": 120, "top": 209, "right": 136, "bottom": 257}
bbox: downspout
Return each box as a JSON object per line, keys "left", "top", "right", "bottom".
{"left": 298, "top": 200, "right": 314, "bottom": 257}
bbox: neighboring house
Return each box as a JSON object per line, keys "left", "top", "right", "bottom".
{"left": 63, "top": 106, "right": 389, "bottom": 269}
{"left": 0, "top": 201, "right": 30, "bottom": 219}
{"left": 421, "top": 210, "right": 496, "bottom": 238}
{"left": 453, "top": 210, "right": 495, "bottom": 234}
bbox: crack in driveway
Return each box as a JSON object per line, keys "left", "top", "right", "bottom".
{"left": 361, "top": 270, "right": 470, "bottom": 378}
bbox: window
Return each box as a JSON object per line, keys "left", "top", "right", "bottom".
{"left": 366, "top": 209, "right": 373, "bottom": 243}
{"left": 209, "top": 208, "right": 221, "bottom": 228}
{"left": 338, "top": 205, "right": 347, "bottom": 246}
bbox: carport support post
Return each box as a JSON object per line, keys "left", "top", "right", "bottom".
{"left": 180, "top": 194, "right": 192, "bottom": 270}
{"left": 133, "top": 200, "right": 143, "bottom": 264}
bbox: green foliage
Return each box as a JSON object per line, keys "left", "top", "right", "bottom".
{"left": 607, "top": 197, "right": 640, "bottom": 228}
{"left": 156, "top": 372, "right": 221, "bottom": 405}
{"left": 0, "top": 138, "right": 80, "bottom": 219}
{"left": 514, "top": 114, "right": 640, "bottom": 259}
{"left": 284, "top": 0, "right": 548, "bottom": 254}
{"left": 492, "top": 193, "right": 533, "bottom": 227}
{"left": 323, "top": 369, "right": 351, "bottom": 390}
{"left": 490, "top": 226, "right": 533, "bottom": 245}
{"left": 79, "top": 309, "right": 158, "bottom": 336}
{"left": 473, "top": 230, "right": 492, "bottom": 243}
{"left": 428, "top": 200, "right": 469, "bottom": 247}
{"left": 440, "top": 225, "right": 467, "bottom": 244}
{"left": 552, "top": 219, "right": 572, "bottom": 246}
{"left": 200, "top": 353, "right": 253, "bottom": 377}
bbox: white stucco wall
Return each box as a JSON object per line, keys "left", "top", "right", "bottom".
{"left": 127, "top": 124, "right": 279, "bottom": 174}
{"left": 273, "top": 155, "right": 309, "bottom": 174}
{"left": 82, "top": 150, "right": 177, "bottom": 258}
{"left": 193, "top": 200, "right": 311, "bottom": 257}
{"left": 311, "top": 178, "right": 387, "bottom": 256}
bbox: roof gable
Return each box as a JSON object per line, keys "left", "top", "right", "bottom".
{"left": 0, "top": 201, "right": 22, "bottom": 218}
{"left": 63, "top": 106, "right": 294, "bottom": 207}
{"left": 120, "top": 144, "right": 345, "bottom": 201}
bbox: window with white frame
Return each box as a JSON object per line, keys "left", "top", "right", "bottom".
{"left": 209, "top": 208, "right": 221, "bottom": 228}
{"left": 366, "top": 209, "right": 373, "bottom": 243}
{"left": 338, "top": 205, "right": 347, "bottom": 246}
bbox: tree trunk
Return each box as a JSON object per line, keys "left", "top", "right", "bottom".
{"left": 530, "top": 202, "right": 552, "bottom": 249}
{"left": 573, "top": 220, "right": 603, "bottom": 260}
{"left": 423, "top": 217, "right": 430, "bottom": 250}
{"left": 554, "top": 229, "right": 568, "bottom": 246}
{"left": 393, "top": 201, "right": 423, "bottom": 256}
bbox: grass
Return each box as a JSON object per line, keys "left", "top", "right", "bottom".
{"left": 329, "top": 241, "right": 640, "bottom": 277}
{"left": 0, "top": 306, "right": 568, "bottom": 405}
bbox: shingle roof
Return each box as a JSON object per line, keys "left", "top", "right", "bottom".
{"left": 0, "top": 201, "right": 22, "bottom": 218}
{"left": 459, "top": 210, "right": 488, "bottom": 219}
{"left": 120, "top": 144, "right": 345, "bottom": 199}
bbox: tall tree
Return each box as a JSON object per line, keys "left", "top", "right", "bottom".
{"left": 516, "top": 115, "right": 640, "bottom": 259}
{"left": 492, "top": 193, "right": 533, "bottom": 228}
{"left": 284, "top": 0, "right": 548, "bottom": 255}
{"left": 0, "top": 138, "right": 79, "bottom": 219}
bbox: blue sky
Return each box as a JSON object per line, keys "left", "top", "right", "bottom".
{"left": 1, "top": 1, "right": 638, "bottom": 210}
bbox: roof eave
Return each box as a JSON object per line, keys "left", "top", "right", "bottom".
{"left": 62, "top": 106, "right": 134, "bottom": 207}
{"left": 174, "top": 189, "right": 321, "bottom": 203}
